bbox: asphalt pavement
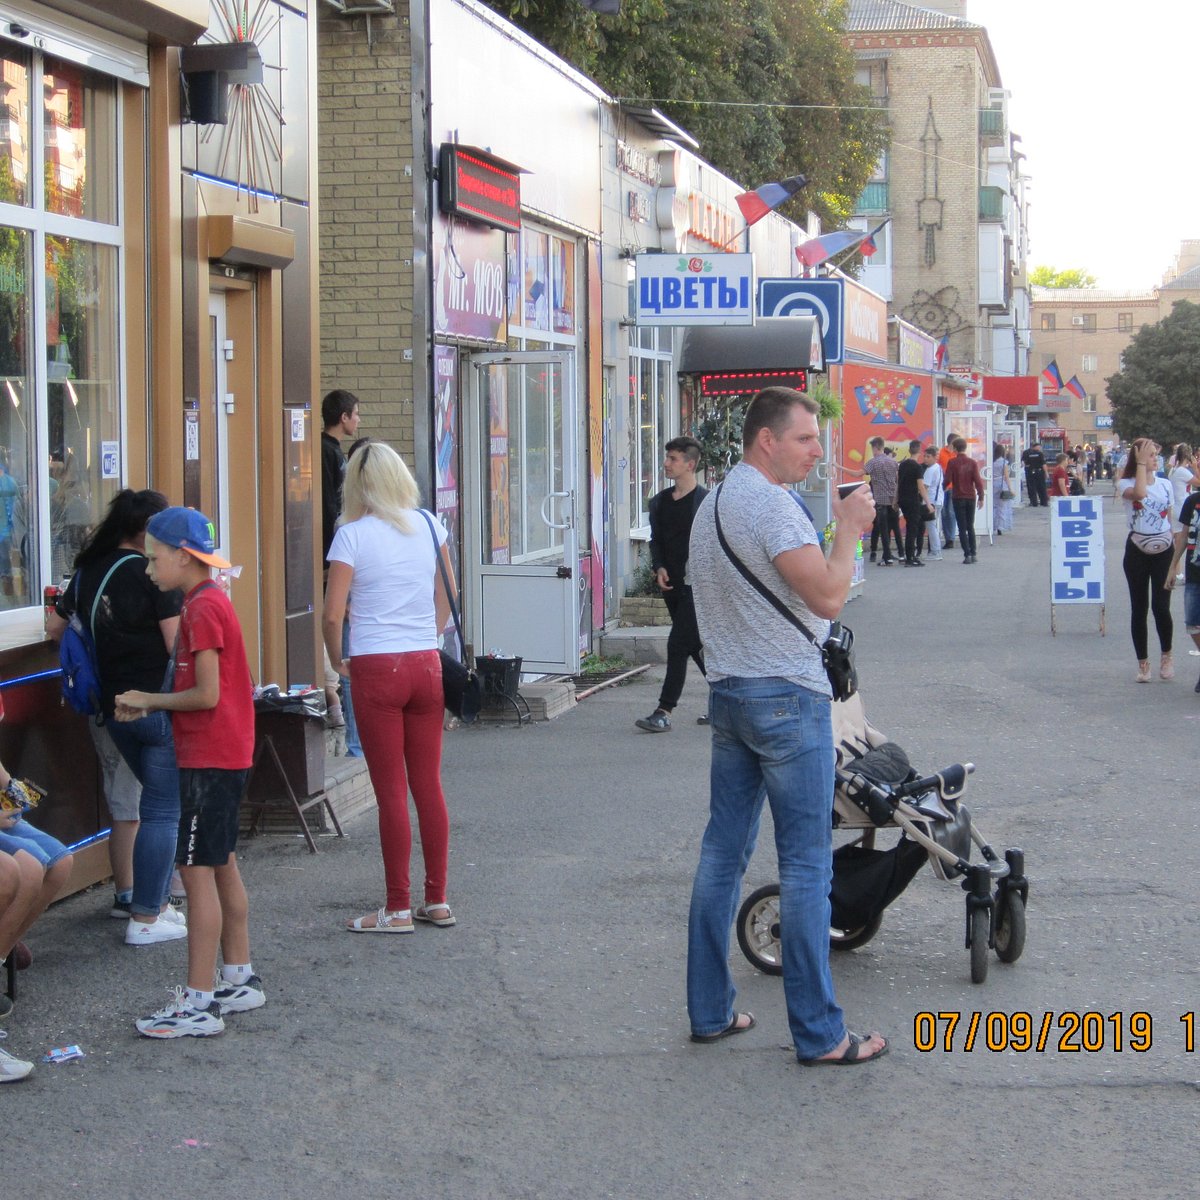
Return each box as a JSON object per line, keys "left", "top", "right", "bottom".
{"left": 8, "top": 484, "right": 1198, "bottom": 1200}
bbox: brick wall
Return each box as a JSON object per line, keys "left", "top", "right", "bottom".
{"left": 317, "top": 11, "right": 417, "bottom": 459}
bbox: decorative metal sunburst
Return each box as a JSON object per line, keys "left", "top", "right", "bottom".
{"left": 198, "top": 0, "right": 285, "bottom": 211}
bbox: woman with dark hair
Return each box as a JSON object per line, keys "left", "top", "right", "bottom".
{"left": 46, "top": 489, "right": 186, "bottom": 942}
{"left": 1118, "top": 439, "right": 1175, "bottom": 683}
{"left": 992, "top": 442, "right": 1014, "bottom": 535}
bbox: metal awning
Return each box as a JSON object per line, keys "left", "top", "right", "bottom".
{"left": 677, "top": 317, "right": 826, "bottom": 374}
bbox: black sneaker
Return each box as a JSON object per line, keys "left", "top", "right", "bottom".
{"left": 696, "top": 715, "right": 710, "bottom": 726}
{"left": 635, "top": 710, "right": 672, "bottom": 733}
{"left": 214, "top": 974, "right": 267, "bottom": 1015}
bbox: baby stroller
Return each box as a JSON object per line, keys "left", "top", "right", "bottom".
{"left": 736, "top": 693, "right": 1028, "bottom": 984}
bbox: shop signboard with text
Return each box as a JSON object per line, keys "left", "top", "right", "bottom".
{"left": 432, "top": 212, "right": 508, "bottom": 342}
{"left": 842, "top": 277, "right": 888, "bottom": 361}
{"left": 1050, "top": 496, "right": 1105, "bottom": 605}
{"left": 636, "top": 253, "right": 754, "bottom": 326}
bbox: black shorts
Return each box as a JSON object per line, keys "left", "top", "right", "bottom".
{"left": 176, "top": 767, "right": 250, "bottom": 867}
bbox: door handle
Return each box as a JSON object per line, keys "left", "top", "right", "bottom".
{"left": 540, "top": 490, "right": 573, "bottom": 530}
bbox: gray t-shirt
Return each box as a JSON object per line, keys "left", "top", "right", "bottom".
{"left": 689, "top": 462, "right": 831, "bottom": 695}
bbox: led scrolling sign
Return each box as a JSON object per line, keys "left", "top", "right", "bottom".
{"left": 438, "top": 144, "right": 523, "bottom": 234}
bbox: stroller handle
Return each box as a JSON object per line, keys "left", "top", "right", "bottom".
{"left": 894, "top": 762, "right": 975, "bottom": 801}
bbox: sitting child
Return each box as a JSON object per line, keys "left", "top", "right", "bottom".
{"left": 0, "top": 854, "right": 34, "bottom": 1082}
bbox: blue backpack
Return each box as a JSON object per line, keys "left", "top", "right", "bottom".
{"left": 59, "top": 554, "right": 140, "bottom": 720}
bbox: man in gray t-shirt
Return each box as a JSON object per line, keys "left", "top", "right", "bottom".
{"left": 685, "top": 387, "right": 888, "bottom": 1066}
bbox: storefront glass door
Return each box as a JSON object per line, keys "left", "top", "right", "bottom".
{"left": 465, "top": 351, "right": 579, "bottom": 673}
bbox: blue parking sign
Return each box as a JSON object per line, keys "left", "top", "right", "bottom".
{"left": 758, "top": 278, "right": 844, "bottom": 364}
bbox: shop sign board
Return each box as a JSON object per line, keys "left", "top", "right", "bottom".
{"left": 946, "top": 365, "right": 982, "bottom": 402}
{"left": 437, "top": 143, "right": 522, "bottom": 234}
{"left": 842, "top": 277, "right": 888, "bottom": 360}
{"left": 432, "top": 213, "right": 508, "bottom": 342}
{"left": 1095, "top": 414, "right": 1114, "bottom": 428}
{"left": 636, "top": 253, "right": 754, "bottom": 326}
{"left": 1050, "top": 496, "right": 1105, "bottom": 604}
{"left": 758, "top": 277, "right": 844, "bottom": 364}
{"left": 896, "top": 322, "right": 936, "bottom": 370}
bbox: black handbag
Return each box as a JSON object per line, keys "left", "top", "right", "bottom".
{"left": 417, "top": 510, "right": 481, "bottom": 724}
{"left": 713, "top": 485, "right": 859, "bottom": 702}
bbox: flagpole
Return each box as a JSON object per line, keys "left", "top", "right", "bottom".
{"left": 820, "top": 218, "right": 890, "bottom": 276}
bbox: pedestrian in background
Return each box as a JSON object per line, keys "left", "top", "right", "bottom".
{"left": 864, "top": 436, "right": 901, "bottom": 565}
{"left": 1118, "top": 439, "right": 1175, "bottom": 684}
{"left": 944, "top": 438, "right": 984, "bottom": 564}
{"left": 896, "top": 439, "right": 929, "bottom": 566}
{"left": 1169, "top": 444, "right": 1194, "bottom": 531}
{"left": 1050, "top": 453, "right": 1071, "bottom": 498}
{"left": 1021, "top": 440, "right": 1049, "bottom": 507}
{"left": 936, "top": 434, "right": 959, "bottom": 548}
{"left": 325, "top": 442, "right": 457, "bottom": 934}
{"left": 921, "top": 446, "right": 944, "bottom": 560}
{"left": 992, "top": 443, "right": 1014, "bottom": 536}
{"left": 635, "top": 436, "right": 708, "bottom": 734}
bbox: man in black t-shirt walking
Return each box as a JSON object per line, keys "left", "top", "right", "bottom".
{"left": 635, "top": 437, "right": 708, "bottom": 733}
{"left": 1022, "top": 441, "right": 1049, "bottom": 507}
{"left": 896, "top": 439, "right": 930, "bottom": 566}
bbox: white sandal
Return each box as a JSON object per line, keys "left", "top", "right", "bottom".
{"left": 347, "top": 907, "right": 414, "bottom": 934}
{"left": 413, "top": 902, "right": 456, "bottom": 928}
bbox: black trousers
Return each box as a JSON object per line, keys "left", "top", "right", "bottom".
{"left": 659, "top": 586, "right": 705, "bottom": 711}
{"left": 870, "top": 504, "right": 903, "bottom": 560}
{"left": 1025, "top": 470, "right": 1049, "bottom": 506}
{"left": 1122, "top": 538, "right": 1173, "bottom": 660}
{"left": 900, "top": 500, "right": 926, "bottom": 562}
{"left": 953, "top": 498, "right": 977, "bottom": 557}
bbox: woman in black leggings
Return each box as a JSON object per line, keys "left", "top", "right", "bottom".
{"left": 1118, "top": 439, "right": 1175, "bottom": 683}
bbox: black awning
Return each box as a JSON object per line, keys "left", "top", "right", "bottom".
{"left": 677, "top": 317, "right": 825, "bottom": 374}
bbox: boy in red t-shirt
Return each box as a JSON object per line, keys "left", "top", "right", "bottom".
{"left": 116, "top": 508, "right": 262, "bottom": 1038}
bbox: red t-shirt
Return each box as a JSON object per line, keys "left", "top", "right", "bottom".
{"left": 170, "top": 583, "right": 255, "bottom": 770}
{"left": 1050, "top": 466, "right": 1070, "bottom": 496}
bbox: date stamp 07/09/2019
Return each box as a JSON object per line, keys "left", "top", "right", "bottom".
{"left": 913, "top": 1011, "right": 1198, "bottom": 1054}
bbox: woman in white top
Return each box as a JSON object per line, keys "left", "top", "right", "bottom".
{"left": 992, "top": 443, "right": 1014, "bottom": 535}
{"left": 323, "top": 441, "right": 458, "bottom": 933}
{"left": 1168, "top": 443, "right": 1194, "bottom": 532}
{"left": 1118, "top": 438, "right": 1175, "bottom": 683}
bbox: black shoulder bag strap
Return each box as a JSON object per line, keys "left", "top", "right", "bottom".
{"left": 416, "top": 508, "right": 468, "bottom": 660}
{"left": 712, "top": 483, "right": 821, "bottom": 648}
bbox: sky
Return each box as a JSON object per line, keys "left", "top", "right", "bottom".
{"left": 965, "top": 0, "right": 1200, "bottom": 290}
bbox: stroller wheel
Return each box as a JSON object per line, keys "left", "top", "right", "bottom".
{"left": 829, "top": 912, "right": 883, "bottom": 952}
{"left": 969, "top": 907, "right": 991, "bottom": 984}
{"left": 994, "top": 892, "right": 1026, "bottom": 964}
{"left": 736, "top": 885, "right": 783, "bottom": 975}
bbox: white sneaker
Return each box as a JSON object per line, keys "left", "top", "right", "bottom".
{"left": 0, "top": 1032, "right": 33, "bottom": 1082}
{"left": 158, "top": 906, "right": 187, "bottom": 928}
{"left": 125, "top": 916, "right": 188, "bottom": 945}
{"left": 135, "top": 986, "right": 224, "bottom": 1038}
{"left": 214, "top": 973, "right": 267, "bottom": 1014}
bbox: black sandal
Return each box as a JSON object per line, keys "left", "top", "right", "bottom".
{"left": 690, "top": 1012, "right": 755, "bottom": 1043}
{"left": 799, "top": 1030, "right": 888, "bottom": 1066}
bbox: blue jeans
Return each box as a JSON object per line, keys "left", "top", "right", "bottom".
{"left": 687, "top": 677, "right": 845, "bottom": 1059}
{"left": 941, "top": 491, "right": 957, "bottom": 543}
{"left": 342, "top": 617, "right": 361, "bottom": 757}
{"left": 106, "top": 711, "right": 181, "bottom": 917}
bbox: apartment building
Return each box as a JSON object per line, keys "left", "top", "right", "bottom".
{"left": 845, "top": 0, "right": 1030, "bottom": 376}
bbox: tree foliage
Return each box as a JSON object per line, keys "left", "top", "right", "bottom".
{"left": 1107, "top": 300, "right": 1200, "bottom": 446}
{"left": 1029, "top": 265, "right": 1097, "bottom": 288}
{"left": 485, "top": 0, "right": 887, "bottom": 230}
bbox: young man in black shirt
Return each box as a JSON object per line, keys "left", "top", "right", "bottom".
{"left": 635, "top": 437, "right": 708, "bottom": 733}
{"left": 896, "top": 439, "right": 929, "bottom": 566}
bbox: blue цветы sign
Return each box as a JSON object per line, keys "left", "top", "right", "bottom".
{"left": 636, "top": 254, "right": 754, "bottom": 326}
{"left": 1050, "top": 496, "right": 1105, "bottom": 604}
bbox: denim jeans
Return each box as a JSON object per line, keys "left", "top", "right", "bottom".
{"left": 106, "top": 710, "right": 181, "bottom": 917}
{"left": 341, "top": 617, "right": 361, "bottom": 757}
{"left": 687, "top": 677, "right": 845, "bottom": 1059}
{"left": 941, "top": 490, "right": 958, "bottom": 543}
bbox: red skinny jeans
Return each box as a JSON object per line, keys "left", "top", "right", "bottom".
{"left": 350, "top": 650, "right": 449, "bottom": 911}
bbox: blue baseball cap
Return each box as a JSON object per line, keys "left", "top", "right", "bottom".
{"left": 146, "top": 507, "right": 231, "bottom": 568}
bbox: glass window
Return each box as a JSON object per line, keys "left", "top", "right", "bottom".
{"left": 42, "top": 57, "right": 117, "bottom": 224}
{"left": 0, "top": 50, "right": 31, "bottom": 208}
{"left": 628, "top": 330, "right": 676, "bottom": 532}
{"left": 1083, "top": 395, "right": 1096, "bottom": 413}
{"left": 0, "top": 51, "right": 121, "bottom": 621}
{"left": 1082, "top": 354, "right": 1098, "bottom": 372}
{"left": 1040, "top": 312, "right": 1055, "bottom": 332}
{"left": 1118, "top": 312, "right": 1133, "bottom": 332}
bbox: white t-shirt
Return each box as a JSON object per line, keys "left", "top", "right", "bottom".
{"left": 328, "top": 511, "right": 447, "bottom": 656}
{"left": 1118, "top": 477, "right": 1173, "bottom": 537}
{"left": 1169, "top": 465, "right": 1194, "bottom": 525}
{"left": 923, "top": 462, "right": 944, "bottom": 507}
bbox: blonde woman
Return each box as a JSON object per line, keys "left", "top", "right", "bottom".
{"left": 323, "top": 442, "right": 457, "bottom": 932}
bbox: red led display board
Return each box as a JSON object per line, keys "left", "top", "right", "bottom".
{"left": 699, "top": 369, "right": 808, "bottom": 397}
{"left": 438, "top": 144, "right": 522, "bottom": 234}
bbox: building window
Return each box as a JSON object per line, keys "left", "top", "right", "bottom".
{"left": 0, "top": 47, "right": 121, "bottom": 617}
{"left": 1040, "top": 312, "right": 1056, "bottom": 332}
{"left": 1083, "top": 395, "right": 1096, "bottom": 413}
{"left": 1118, "top": 312, "right": 1133, "bottom": 332}
{"left": 1082, "top": 354, "right": 1098, "bottom": 372}
{"left": 628, "top": 326, "right": 674, "bottom": 535}
{"left": 1075, "top": 312, "right": 1096, "bottom": 332}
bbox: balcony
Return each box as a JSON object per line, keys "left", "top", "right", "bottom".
{"left": 978, "top": 186, "right": 1005, "bottom": 222}
{"left": 854, "top": 181, "right": 889, "bottom": 215}
{"left": 979, "top": 106, "right": 1005, "bottom": 140}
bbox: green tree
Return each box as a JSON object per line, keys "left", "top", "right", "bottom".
{"left": 1107, "top": 300, "right": 1200, "bottom": 446}
{"left": 486, "top": 0, "right": 886, "bottom": 231}
{"left": 1029, "top": 265, "right": 1097, "bottom": 288}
